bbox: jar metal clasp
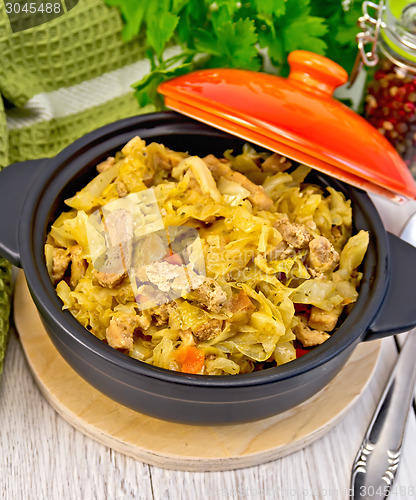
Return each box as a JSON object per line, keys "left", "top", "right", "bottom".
{"left": 348, "top": 1, "right": 385, "bottom": 88}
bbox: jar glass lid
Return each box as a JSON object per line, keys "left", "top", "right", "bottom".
{"left": 382, "top": 0, "right": 416, "bottom": 63}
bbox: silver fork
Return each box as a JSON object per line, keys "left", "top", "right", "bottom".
{"left": 350, "top": 212, "right": 416, "bottom": 499}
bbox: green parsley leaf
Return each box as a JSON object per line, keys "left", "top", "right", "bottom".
{"left": 211, "top": 0, "right": 239, "bottom": 18}
{"left": 256, "top": 12, "right": 276, "bottom": 44}
{"left": 172, "top": 0, "right": 189, "bottom": 14}
{"left": 195, "top": 18, "right": 260, "bottom": 70}
{"left": 283, "top": 0, "right": 312, "bottom": 22}
{"left": 133, "top": 61, "right": 193, "bottom": 108}
{"left": 105, "top": 0, "right": 148, "bottom": 41}
{"left": 216, "top": 18, "right": 260, "bottom": 69}
{"left": 309, "top": 0, "right": 339, "bottom": 19}
{"left": 254, "top": 0, "right": 286, "bottom": 17}
{"left": 194, "top": 28, "right": 222, "bottom": 56}
{"left": 186, "top": 0, "right": 209, "bottom": 23}
{"left": 335, "top": 7, "right": 361, "bottom": 46}
{"left": 211, "top": 4, "right": 238, "bottom": 32}
{"left": 107, "top": 0, "right": 364, "bottom": 107}
{"left": 283, "top": 16, "right": 328, "bottom": 55}
{"left": 260, "top": 31, "right": 285, "bottom": 66}
{"left": 146, "top": 11, "right": 179, "bottom": 59}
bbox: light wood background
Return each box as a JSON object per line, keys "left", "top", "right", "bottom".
{"left": 11, "top": 271, "right": 384, "bottom": 472}
{"left": 1, "top": 195, "right": 415, "bottom": 500}
{"left": 1, "top": 330, "right": 415, "bottom": 500}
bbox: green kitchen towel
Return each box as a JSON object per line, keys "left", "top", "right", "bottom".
{"left": 0, "top": 257, "right": 11, "bottom": 376}
{"left": 0, "top": 0, "right": 154, "bottom": 167}
{"left": 0, "top": 0, "right": 152, "bottom": 375}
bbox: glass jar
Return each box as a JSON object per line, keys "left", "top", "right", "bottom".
{"left": 358, "top": 1, "right": 416, "bottom": 178}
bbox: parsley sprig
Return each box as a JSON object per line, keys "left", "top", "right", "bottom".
{"left": 105, "top": 0, "right": 363, "bottom": 108}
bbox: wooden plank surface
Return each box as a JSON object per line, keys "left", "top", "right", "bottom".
{"left": 1, "top": 330, "right": 415, "bottom": 500}
{"left": 11, "top": 271, "right": 384, "bottom": 472}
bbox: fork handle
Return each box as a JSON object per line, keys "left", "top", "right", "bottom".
{"left": 350, "top": 331, "right": 416, "bottom": 499}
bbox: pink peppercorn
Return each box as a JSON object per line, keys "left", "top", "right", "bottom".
{"left": 365, "top": 59, "right": 416, "bottom": 178}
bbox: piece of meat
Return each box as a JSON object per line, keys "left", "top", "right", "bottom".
{"left": 115, "top": 180, "right": 128, "bottom": 197}
{"left": 294, "top": 319, "right": 330, "bottom": 347}
{"left": 150, "top": 302, "right": 177, "bottom": 326}
{"left": 93, "top": 270, "right": 126, "bottom": 288}
{"left": 266, "top": 241, "right": 296, "bottom": 261}
{"left": 185, "top": 170, "right": 204, "bottom": 195}
{"left": 52, "top": 248, "right": 70, "bottom": 282}
{"left": 228, "top": 290, "right": 256, "bottom": 322}
{"left": 203, "top": 154, "right": 274, "bottom": 210}
{"left": 274, "top": 217, "right": 313, "bottom": 249}
{"left": 305, "top": 220, "right": 317, "bottom": 231}
{"left": 308, "top": 236, "right": 340, "bottom": 272}
{"left": 191, "top": 319, "right": 223, "bottom": 342}
{"left": 146, "top": 142, "right": 188, "bottom": 171}
{"left": 136, "top": 313, "right": 151, "bottom": 331}
{"left": 203, "top": 154, "right": 231, "bottom": 177}
{"left": 261, "top": 153, "right": 292, "bottom": 173}
{"left": 308, "top": 306, "right": 343, "bottom": 332}
{"left": 69, "top": 245, "right": 88, "bottom": 288}
{"left": 193, "top": 278, "right": 227, "bottom": 313}
{"left": 106, "top": 313, "right": 136, "bottom": 350}
{"left": 96, "top": 156, "right": 115, "bottom": 173}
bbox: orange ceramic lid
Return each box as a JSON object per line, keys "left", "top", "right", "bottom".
{"left": 158, "top": 50, "right": 416, "bottom": 202}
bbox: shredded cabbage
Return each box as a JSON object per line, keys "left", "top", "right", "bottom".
{"left": 45, "top": 137, "right": 369, "bottom": 375}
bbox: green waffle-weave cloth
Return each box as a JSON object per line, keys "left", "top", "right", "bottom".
{"left": 0, "top": 0, "right": 152, "bottom": 376}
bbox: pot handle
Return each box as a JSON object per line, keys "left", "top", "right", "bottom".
{"left": 0, "top": 159, "right": 48, "bottom": 267}
{"left": 365, "top": 232, "right": 416, "bottom": 341}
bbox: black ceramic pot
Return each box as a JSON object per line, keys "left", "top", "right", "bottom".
{"left": 1, "top": 112, "right": 416, "bottom": 425}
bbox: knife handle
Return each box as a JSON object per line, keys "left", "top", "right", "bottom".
{"left": 350, "top": 331, "right": 416, "bottom": 499}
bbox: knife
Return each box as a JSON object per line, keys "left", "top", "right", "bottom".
{"left": 350, "top": 212, "right": 416, "bottom": 499}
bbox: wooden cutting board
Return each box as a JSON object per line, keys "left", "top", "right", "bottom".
{"left": 14, "top": 271, "right": 381, "bottom": 472}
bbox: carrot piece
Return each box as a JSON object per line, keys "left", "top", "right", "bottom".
{"left": 176, "top": 346, "right": 205, "bottom": 374}
{"left": 229, "top": 290, "right": 255, "bottom": 314}
{"left": 228, "top": 290, "right": 256, "bottom": 323}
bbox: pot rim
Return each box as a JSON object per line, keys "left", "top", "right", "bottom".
{"left": 18, "top": 112, "right": 390, "bottom": 388}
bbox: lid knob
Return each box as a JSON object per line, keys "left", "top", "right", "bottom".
{"left": 288, "top": 50, "right": 348, "bottom": 96}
